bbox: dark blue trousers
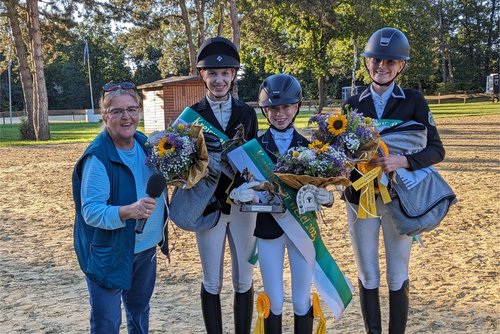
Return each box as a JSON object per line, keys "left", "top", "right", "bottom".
{"left": 86, "top": 247, "right": 157, "bottom": 334}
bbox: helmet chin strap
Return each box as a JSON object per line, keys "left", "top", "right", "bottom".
{"left": 263, "top": 103, "right": 300, "bottom": 132}
{"left": 269, "top": 122, "right": 294, "bottom": 132}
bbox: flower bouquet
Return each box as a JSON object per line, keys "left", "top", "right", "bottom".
{"left": 273, "top": 141, "right": 353, "bottom": 190}
{"left": 145, "top": 123, "right": 209, "bottom": 189}
{"left": 308, "top": 107, "right": 380, "bottom": 163}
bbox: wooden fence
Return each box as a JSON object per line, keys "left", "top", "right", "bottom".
{"left": 0, "top": 93, "right": 492, "bottom": 124}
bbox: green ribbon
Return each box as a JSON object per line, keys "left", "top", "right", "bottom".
{"left": 241, "top": 139, "right": 352, "bottom": 308}
{"left": 177, "top": 107, "right": 229, "bottom": 142}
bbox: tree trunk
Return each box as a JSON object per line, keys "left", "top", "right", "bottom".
{"left": 27, "top": 0, "right": 50, "bottom": 140}
{"left": 318, "top": 76, "right": 326, "bottom": 113}
{"left": 438, "top": 0, "right": 447, "bottom": 83}
{"left": 484, "top": 0, "right": 496, "bottom": 74}
{"left": 351, "top": 32, "right": 358, "bottom": 96}
{"left": 217, "top": 1, "right": 224, "bottom": 36}
{"left": 229, "top": 0, "right": 240, "bottom": 50}
{"left": 194, "top": 0, "right": 206, "bottom": 49}
{"left": 447, "top": 54, "right": 454, "bottom": 83}
{"left": 179, "top": 0, "right": 197, "bottom": 75}
{"left": 229, "top": 0, "right": 240, "bottom": 99}
{"left": 4, "top": 0, "right": 36, "bottom": 139}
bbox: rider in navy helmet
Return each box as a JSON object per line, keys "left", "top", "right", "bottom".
{"left": 258, "top": 73, "right": 302, "bottom": 131}
{"left": 362, "top": 27, "right": 410, "bottom": 87}
{"left": 196, "top": 37, "right": 240, "bottom": 99}
{"left": 235, "top": 73, "right": 333, "bottom": 333}
{"left": 343, "top": 28, "right": 445, "bottom": 334}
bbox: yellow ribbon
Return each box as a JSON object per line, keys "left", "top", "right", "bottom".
{"left": 313, "top": 292, "right": 326, "bottom": 334}
{"left": 352, "top": 166, "right": 392, "bottom": 218}
{"left": 352, "top": 167, "right": 380, "bottom": 218}
{"left": 254, "top": 293, "right": 271, "bottom": 334}
{"left": 377, "top": 171, "right": 392, "bottom": 204}
{"left": 353, "top": 139, "right": 392, "bottom": 218}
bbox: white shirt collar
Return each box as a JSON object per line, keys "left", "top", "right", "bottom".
{"left": 206, "top": 94, "right": 232, "bottom": 110}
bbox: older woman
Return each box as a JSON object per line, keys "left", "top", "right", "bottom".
{"left": 72, "top": 82, "right": 166, "bottom": 334}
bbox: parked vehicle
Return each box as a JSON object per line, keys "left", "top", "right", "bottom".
{"left": 485, "top": 73, "right": 499, "bottom": 102}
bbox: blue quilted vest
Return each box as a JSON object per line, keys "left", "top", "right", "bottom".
{"left": 72, "top": 130, "right": 148, "bottom": 289}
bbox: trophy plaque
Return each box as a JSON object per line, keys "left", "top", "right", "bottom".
{"left": 239, "top": 168, "right": 286, "bottom": 213}
{"left": 240, "top": 202, "right": 286, "bottom": 213}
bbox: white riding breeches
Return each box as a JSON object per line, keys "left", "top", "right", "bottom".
{"left": 257, "top": 234, "right": 313, "bottom": 316}
{"left": 347, "top": 196, "right": 413, "bottom": 291}
{"left": 196, "top": 203, "right": 257, "bottom": 294}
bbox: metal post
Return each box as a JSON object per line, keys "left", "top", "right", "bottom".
{"left": 85, "top": 42, "right": 95, "bottom": 113}
{"left": 8, "top": 59, "right": 12, "bottom": 125}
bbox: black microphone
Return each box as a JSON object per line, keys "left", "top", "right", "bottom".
{"left": 135, "top": 173, "right": 166, "bottom": 234}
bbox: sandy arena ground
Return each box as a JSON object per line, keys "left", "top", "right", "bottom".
{"left": 0, "top": 114, "right": 498, "bottom": 333}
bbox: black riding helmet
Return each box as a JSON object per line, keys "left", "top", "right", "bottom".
{"left": 362, "top": 27, "right": 410, "bottom": 86}
{"left": 196, "top": 37, "right": 240, "bottom": 69}
{"left": 258, "top": 73, "right": 302, "bottom": 130}
{"left": 196, "top": 37, "right": 240, "bottom": 99}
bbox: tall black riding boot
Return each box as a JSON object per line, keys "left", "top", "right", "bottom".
{"left": 359, "top": 279, "right": 382, "bottom": 334}
{"left": 294, "top": 307, "right": 313, "bottom": 334}
{"left": 201, "top": 283, "right": 223, "bottom": 334}
{"left": 389, "top": 279, "right": 409, "bottom": 334}
{"left": 264, "top": 312, "right": 282, "bottom": 334}
{"left": 234, "top": 285, "right": 254, "bottom": 334}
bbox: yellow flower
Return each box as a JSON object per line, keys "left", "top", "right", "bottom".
{"left": 364, "top": 118, "right": 372, "bottom": 124}
{"left": 308, "top": 140, "right": 323, "bottom": 149}
{"left": 157, "top": 137, "right": 176, "bottom": 157}
{"left": 177, "top": 123, "right": 185, "bottom": 130}
{"left": 292, "top": 151, "right": 300, "bottom": 158}
{"left": 309, "top": 140, "right": 329, "bottom": 154}
{"left": 327, "top": 114, "right": 348, "bottom": 136}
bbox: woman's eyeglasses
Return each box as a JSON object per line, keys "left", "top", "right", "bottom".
{"left": 107, "top": 106, "right": 140, "bottom": 118}
{"left": 102, "top": 82, "right": 136, "bottom": 92}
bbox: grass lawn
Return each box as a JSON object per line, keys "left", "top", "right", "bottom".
{"left": 257, "top": 101, "right": 500, "bottom": 129}
{"left": 0, "top": 101, "right": 498, "bottom": 146}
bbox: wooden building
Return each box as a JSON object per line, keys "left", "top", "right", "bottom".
{"left": 138, "top": 76, "right": 205, "bottom": 133}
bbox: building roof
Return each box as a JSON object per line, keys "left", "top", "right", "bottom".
{"left": 137, "top": 76, "right": 203, "bottom": 89}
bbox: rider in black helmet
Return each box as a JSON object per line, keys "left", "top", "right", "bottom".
{"left": 196, "top": 36, "right": 240, "bottom": 99}
{"left": 188, "top": 36, "right": 258, "bottom": 334}
{"left": 343, "top": 28, "right": 445, "bottom": 334}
